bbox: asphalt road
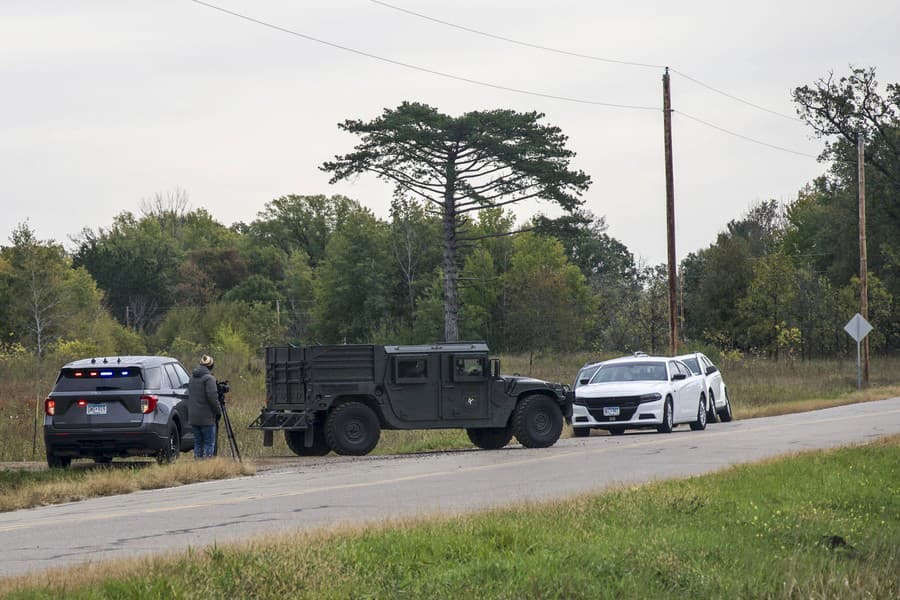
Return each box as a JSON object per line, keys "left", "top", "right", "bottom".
{"left": 1, "top": 398, "right": 899, "bottom": 579}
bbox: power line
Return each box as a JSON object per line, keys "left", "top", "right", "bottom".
{"left": 189, "top": 1, "right": 822, "bottom": 162}
{"left": 188, "top": 0, "right": 660, "bottom": 111}
{"left": 670, "top": 69, "right": 802, "bottom": 123}
{"left": 675, "top": 111, "right": 818, "bottom": 158}
{"left": 369, "top": 0, "right": 802, "bottom": 123}
{"left": 369, "top": 0, "right": 665, "bottom": 70}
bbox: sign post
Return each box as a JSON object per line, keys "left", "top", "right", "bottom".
{"left": 843, "top": 313, "right": 873, "bottom": 390}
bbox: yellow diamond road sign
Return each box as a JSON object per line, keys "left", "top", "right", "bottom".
{"left": 844, "top": 313, "right": 873, "bottom": 343}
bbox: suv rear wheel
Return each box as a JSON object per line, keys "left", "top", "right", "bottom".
{"left": 718, "top": 391, "right": 734, "bottom": 422}
{"left": 47, "top": 452, "right": 71, "bottom": 469}
{"left": 325, "top": 402, "right": 381, "bottom": 456}
{"left": 707, "top": 391, "right": 719, "bottom": 423}
{"left": 512, "top": 395, "right": 563, "bottom": 448}
{"left": 156, "top": 423, "right": 179, "bottom": 465}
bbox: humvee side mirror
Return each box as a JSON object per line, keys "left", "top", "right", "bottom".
{"left": 491, "top": 358, "right": 501, "bottom": 378}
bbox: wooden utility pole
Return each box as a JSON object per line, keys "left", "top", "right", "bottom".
{"left": 663, "top": 67, "right": 678, "bottom": 355}
{"left": 858, "top": 134, "right": 870, "bottom": 385}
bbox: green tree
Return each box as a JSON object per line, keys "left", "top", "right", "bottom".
{"left": 781, "top": 181, "right": 857, "bottom": 285}
{"left": 3, "top": 224, "right": 74, "bottom": 356}
{"left": 242, "top": 194, "right": 361, "bottom": 266}
{"left": 792, "top": 67, "right": 900, "bottom": 349}
{"left": 389, "top": 197, "right": 442, "bottom": 331}
{"left": 459, "top": 247, "right": 499, "bottom": 345}
{"left": 74, "top": 205, "right": 235, "bottom": 330}
{"left": 281, "top": 250, "right": 316, "bottom": 342}
{"left": 312, "top": 209, "right": 393, "bottom": 343}
{"left": 738, "top": 252, "right": 798, "bottom": 358}
{"left": 793, "top": 67, "right": 900, "bottom": 190}
{"left": 681, "top": 201, "right": 782, "bottom": 348}
{"left": 532, "top": 209, "right": 636, "bottom": 283}
{"left": 223, "top": 274, "right": 283, "bottom": 305}
{"left": 322, "top": 102, "right": 591, "bottom": 341}
{"left": 1, "top": 223, "right": 126, "bottom": 357}
{"left": 791, "top": 266, "right": 847, "bottom": 358}
{"left": 501, "top": 233, "right": 593, "bottom": 352}
{"left": 635, "top": 264, "right": 670, "bottom": 355}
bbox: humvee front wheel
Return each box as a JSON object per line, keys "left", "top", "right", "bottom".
{"left": 325, "top": 402, "right": 381, "bottom": 456}
{"left": 467, "top": 427, "right": 513, "bottom": 450}
{"left": 512, "top": 395, "right": 564, "bottom": 448}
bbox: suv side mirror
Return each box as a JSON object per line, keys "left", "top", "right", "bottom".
{"left": 672, "top": 373, "right": 687, "bottom": 381}
{"left": 579, "top": 378, "right": 590, "bottom": 385}
{"left": 706, "top": 365, "right": 718, "bottom": 375}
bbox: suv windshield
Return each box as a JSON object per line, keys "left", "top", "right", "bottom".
{"left": 590, "top": 362, "right": 667, "bottom": 383}
{"left": 680, "top": 357, "right": 701, "bottom": 375}
{"left": 53, "top": 368, "right": 144, "bottom": 392}
{"left": 575, "top": 364, "right": 602, "bottom": 388}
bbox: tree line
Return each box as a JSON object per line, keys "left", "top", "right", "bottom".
{"left": 0, "top": 67, "right": 896, "bottom": 363}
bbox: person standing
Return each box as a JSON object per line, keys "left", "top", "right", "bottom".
{"left": 188, "top": 354, "right": 221, "bottom": 458}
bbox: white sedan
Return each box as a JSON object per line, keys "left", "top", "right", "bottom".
{"left": 572, "top": 355, "right": 708, "bottom": 436}
{"left": 674, "top": 352, "right": 733, "bottom": 422}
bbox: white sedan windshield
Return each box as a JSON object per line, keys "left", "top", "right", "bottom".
{"left": 590, "top": 362, "right": 667, "bottom": 383}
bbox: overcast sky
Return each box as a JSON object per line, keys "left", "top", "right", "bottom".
{"left": 2, "top": 0, "right": 898, "bottom": 264}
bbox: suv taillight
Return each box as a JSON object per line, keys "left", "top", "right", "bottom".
{"left": 45, "top": 398, "right": 56, "bottom": 416}
{"left": 140, "top": 395, "right": 158, "bottom": 414}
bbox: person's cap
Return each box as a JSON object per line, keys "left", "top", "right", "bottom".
{"left": 200, "top": 354, "right": 215, "bottom": 368}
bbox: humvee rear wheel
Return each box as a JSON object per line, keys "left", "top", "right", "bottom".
{"left": 325, "top": 402, "right": 381, "bottom": 456}
{"left": 285, "top": 423, "right": 331, "bottom": 456}
{"left": 467, "top": 427, "right": 513, "bottom": 450}
{"left": 512, "top": 395, "right": 564, "bottom": 448}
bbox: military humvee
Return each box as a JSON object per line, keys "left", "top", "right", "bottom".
{"left": 249, "top": 342, "right": 573, "bottom": 456}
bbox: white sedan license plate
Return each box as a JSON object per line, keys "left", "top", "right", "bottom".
{"left": 603, "top": 406, "right": 620, "bottom": 417}
{"left": 86, "top": 403, "right": 107, "bottom": 415}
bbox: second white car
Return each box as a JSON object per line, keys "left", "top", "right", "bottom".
{"left": 674, "top": 352, "right": 733, "bottom": 423}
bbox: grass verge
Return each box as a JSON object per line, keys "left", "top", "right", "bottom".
{"left": 2, "top": 436, "right": 897, "bottom": 599}
{"left": 0, "top": 458, "right": 253, "bottom": 513}
{"left": 735, "top": 383, "right": 900, "bottom": 419}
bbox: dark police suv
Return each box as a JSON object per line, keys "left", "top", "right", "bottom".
{"left": 44, "top": 356, "right": 194, "bottom": 468}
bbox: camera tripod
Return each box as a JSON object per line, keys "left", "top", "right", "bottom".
{"left": 215, "top": 382, "right": 242, "bottom": 462}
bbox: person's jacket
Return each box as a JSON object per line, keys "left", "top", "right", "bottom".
{"left": 188, "top": 365, "right": 221, "bottom": 426}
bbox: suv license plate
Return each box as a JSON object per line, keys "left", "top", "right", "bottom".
{"left": 603, "top": 406, "right": 620, "bottom": 417}
{"left": 86, "top": 403, "right": 108, "bottom": 415}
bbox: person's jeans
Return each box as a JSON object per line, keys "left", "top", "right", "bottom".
{"left": 192, "top": 425, "right": 217, "bottom": 458}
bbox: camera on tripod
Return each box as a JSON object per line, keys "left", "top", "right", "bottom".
{"left": 212, "top": 379, "right": 241, "bottom": 462}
